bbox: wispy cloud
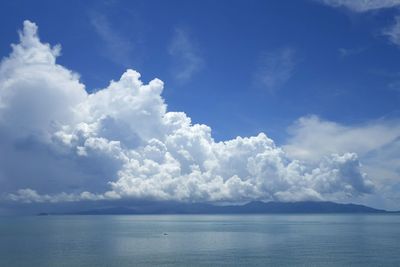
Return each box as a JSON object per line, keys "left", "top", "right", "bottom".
{"left": 367, "top": 68, "right": 400, "bottom": 93}
{"left": 90, "top": 12, "right": 134, "bottom": 67}
{"left": 383, "top": 16, "right": 400, "bottom": 47}
{"left": 254, "top": 48, "right": 296, "bottom": 93}
{"left": 338, "top": 46, "right": 367, "bottom": 58}
{"left": 284, "top": 115, "right": 400, "bottom": 162}
{"left": 318, "top": 0, "right": 400, "bottom": 12}
{"left": 168, "top": 28, "right": 204, "bottom": 83}
{"left": 388, "top": 79, "right": 400, "bottom": 92}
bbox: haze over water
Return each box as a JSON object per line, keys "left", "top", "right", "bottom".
{"left": 1, "top": 214, "right": 399, "bottom": 266}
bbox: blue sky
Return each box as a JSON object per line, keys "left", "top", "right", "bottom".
{"left": 0, "top": 0, "right": 400, "bottom": 213}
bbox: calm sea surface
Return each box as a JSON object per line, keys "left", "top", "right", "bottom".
{"left": 0, "top": 214, "right": 399, "bottom": 266}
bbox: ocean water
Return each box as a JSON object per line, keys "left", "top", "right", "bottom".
{"left": 0, "top": 214, "right": 399, "bottom": 266}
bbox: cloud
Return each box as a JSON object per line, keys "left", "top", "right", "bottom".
{"left": 388, "top": 79, "right": 400, "bottom": 92}
{"left": 0, "top": 21, "right": 375, "bottom": 205}
{"left": 168, "top": 28, "right": 204, "bottom": 83}
{"left": 90, "top": 12, "right": 134, "bottom": 67}
{"left": 284, "top": 115, "right": 400, "bottom": 161}
{"left": 254, "top": 48, "right": 296, "bottom": 93}
{"left": 7, "top": 188, "right": 104, "bottom": 203}
{"left": 320, "top": 1, "right": 400, "bottom": 53}
{"left": 284, "top": 115, "right": 400, "bottom": 208}
{"left": 383, "top": 16, "right": 400, "bottom": 48}
{"left": 338, "top": 47, "right": 367, "bottom": 58}
{"left": 318, "top": 0, "right": 400, "bottom": 12}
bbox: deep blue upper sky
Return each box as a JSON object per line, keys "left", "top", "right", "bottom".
{"left": 0, "top": 0, "right": 399, "bottom": 143}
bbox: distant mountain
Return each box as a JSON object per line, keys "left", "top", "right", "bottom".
{"left": 60, "top": 201, "right": 393, "bottom": 215}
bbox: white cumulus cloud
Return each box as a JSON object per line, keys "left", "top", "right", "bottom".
{"left": 0, "top": 21, "right": 375, "bottom": 205}
{"left": 284, "top": 115, "right": 400, "bottom": 209}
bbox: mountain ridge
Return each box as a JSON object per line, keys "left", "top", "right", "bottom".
{"left": 46, "top": 201, "right": 399, "bottom": 215}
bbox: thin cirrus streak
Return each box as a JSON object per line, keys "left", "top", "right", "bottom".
{"left": 0, "top": 21, "right": 374, "bottom": 204}
{"left": 318, "top": 0, "right": 400, "bottom": 12}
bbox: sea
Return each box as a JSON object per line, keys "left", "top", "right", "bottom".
{"left": 0, "top": 214, "right": 399, "bottom": 266}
